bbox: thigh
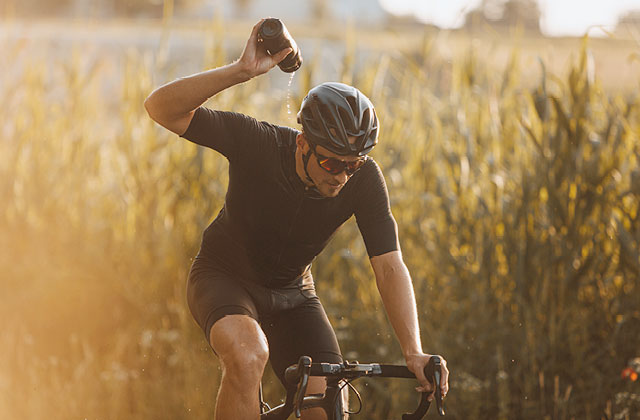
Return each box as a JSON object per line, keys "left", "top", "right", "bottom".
{"left": 262, "top": 296, "right": 343, "bottom": 386}
{"left": 186, "top": 256, "right": 259, "bottom": 346}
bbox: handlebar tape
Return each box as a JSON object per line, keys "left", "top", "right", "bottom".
{"left": 379, "top": 365, "right": 415, "bottom": 378}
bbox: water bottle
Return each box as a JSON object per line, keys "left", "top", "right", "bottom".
{"left": 257, "top": 18, "right": 302, "bottom": 73}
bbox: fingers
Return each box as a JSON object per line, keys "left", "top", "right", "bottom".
{"left": 250, "top": 18, "right": 266, "bottom": 39}
{"left": 239, "top": 19, "right": 264, "bottom": 63}
{"left": 245, "top": 18, "right": 265, "bottom": 52}
{"left": 409, "top": 358, "right": 433, "bottom": 397}
{"left": 273, "top": 47, "right": 293, "bottom": 63}
{"left": 416, "top": 384, "right": 436, "bottom": 402}
{"left": 440, "top": 357, "right": 450, "bottom": 397}
{"left": 414, "top": 366, "right": 430, "bottom": 391}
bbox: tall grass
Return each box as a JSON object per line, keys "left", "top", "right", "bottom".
{"left": 1, "top": 22, "right": 639, "bottom": 420}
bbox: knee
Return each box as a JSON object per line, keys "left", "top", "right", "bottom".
{"left": 210, "top": 316, "right": 269, "bottom": 383}
{"left": 220, "top": 343, "right": 269, "bottom": 379}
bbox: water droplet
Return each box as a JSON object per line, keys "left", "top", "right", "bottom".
{"left": 286, "top": 72, "right": 296, "bottom": 121}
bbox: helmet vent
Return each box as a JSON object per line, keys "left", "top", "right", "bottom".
{"left": 360, "top": 108, "right": 371, "bottom": 132}
{"left": 338, "top": 107, "right": 356, "bottom": 133}
{"left": 346, "top": 95, "right": 359, "bottom": 117}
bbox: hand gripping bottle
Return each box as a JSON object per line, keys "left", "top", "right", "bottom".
{"left": 257, "top": 18, "right": 303, "bottom": 73}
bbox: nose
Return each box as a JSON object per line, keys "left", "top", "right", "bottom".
{"left": 333, "top": 171, "right": 349, "bottom": 184}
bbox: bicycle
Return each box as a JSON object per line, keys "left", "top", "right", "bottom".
{"left": 259, "top": 355, "right": 446, "bottom": 419}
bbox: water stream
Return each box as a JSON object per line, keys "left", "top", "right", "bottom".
{"left": 286, "top": 71, "right": 295, "bottom": 123}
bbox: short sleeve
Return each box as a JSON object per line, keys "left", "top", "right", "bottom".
{"left": 180, "top": 107, "right": 273, "bottom": 162}
{"left": 354, "top": 160, "right": 400, "bottom": 257}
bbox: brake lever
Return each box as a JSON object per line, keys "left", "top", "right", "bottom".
{"left": 402, "top": 355, "right": 445, "bottom": 419}
{"left": 431, "top": 356, "right": 445, "bottom": 416}
{"left": 293, "top": 356, "right": 312, "bottom": 418}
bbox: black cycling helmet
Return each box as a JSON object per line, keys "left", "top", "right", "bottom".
{"left": 297, "top": 82, "right": 379, "bottom": 156}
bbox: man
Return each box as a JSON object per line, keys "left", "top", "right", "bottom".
{"left": 144, "top": 19, "right": 449, "bottom": 420}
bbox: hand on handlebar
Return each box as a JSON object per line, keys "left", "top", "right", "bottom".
{"left": 405, "top": 353, "right": 449, "bottom": 401}
{"left": 292, "top": 356, "right": 312, "bottom": 418}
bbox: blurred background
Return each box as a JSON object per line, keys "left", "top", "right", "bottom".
{"left": 2, "top": 0, "right": 640, "bottom": 419}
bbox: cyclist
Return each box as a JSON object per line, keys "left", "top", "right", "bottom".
{"left": 144, "top": 19, "right": 449, "bottom": 420}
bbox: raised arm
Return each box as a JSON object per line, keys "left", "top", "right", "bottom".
{"left": 143, "top": 19, "right": 292, "bottom": 135}
{"left": 370, "top": 250, "right": 449, "bottom": 400}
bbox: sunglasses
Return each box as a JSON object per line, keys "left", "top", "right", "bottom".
{"left": 310, "top": 146, "right": 368, "bottom": 176}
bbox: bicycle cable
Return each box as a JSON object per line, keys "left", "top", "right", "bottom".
{"left": 333, "top": 379, "right": 363, "bottom": 415}
{"left": 260, "top": 400, "right": 271, "bottom": 412}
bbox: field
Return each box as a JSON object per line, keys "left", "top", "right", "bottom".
{"left": 1, "top": 16, "right": 640, "bottom": 419}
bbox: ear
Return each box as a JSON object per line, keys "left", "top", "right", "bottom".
{"left": 296, "top": 133, "right": 309, "bottom": 152}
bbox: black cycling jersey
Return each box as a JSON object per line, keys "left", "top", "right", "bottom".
{"left": 181, "top": 106, "right": 399, "bottom": 288}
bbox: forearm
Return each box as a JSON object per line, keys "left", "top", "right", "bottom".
{"left": 144, "top": 61, "right": 251, "bottom": 133}
{"left": 372, "top": 253, "right": 450, "bottom": 394}
{"left": 372, "top": 254, "right": 423, "bottom": 358}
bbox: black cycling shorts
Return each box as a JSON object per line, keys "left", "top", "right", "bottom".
{"left": 186, "top": 255, "right": 343, "bottom": 384}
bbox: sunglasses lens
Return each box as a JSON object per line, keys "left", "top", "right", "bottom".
{"left": 345, "top": 159, "right": 365, "bottom": 174}
{"left": 318, "top": 158, "right": 345, "bottom": 174}
{"left": 314, "top": 147, "right": 367, "bottom": 175}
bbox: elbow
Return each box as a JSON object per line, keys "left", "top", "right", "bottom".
{"left": 142, "top": 83, "right": 194, "bottom": 135}
{"left": 372, "top": 252, "right": 409, "bottom": 287}
{"left": 143, "top": 92, "right": 159, "bottom": 122}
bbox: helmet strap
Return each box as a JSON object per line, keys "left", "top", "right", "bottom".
{"left": 302, "top": 149, "right": 315, "bottom": 185}
{"left": 299, "top": 137, "right": 325, "bottom": 198}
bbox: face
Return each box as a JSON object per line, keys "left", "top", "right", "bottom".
{"left": 297, "top": 135, "right": 366, "bottom": 197}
